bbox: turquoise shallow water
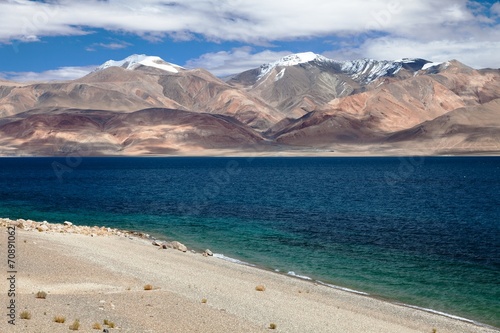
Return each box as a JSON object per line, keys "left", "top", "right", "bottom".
{"left": 0, "top": 156, "right": 499, "bottom": 327}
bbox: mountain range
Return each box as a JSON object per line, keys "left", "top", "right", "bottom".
{"left": 0, "top": 52, "right": 499, "bottom": 156}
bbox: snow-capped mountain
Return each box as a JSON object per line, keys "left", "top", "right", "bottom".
{"left": 256, "top": 52, "right": 433, "bottom": 84}
{"left": 1, "top": 52, "right": 499, "bottom": 156}
{"left": 258, "top": 52, "right": 330, "bottom": 78}
{"left": 96, "top": 54, "right": 184, "bottom": 73}
{"left": 229, "top": 53, "right": 443, "bottom": 117}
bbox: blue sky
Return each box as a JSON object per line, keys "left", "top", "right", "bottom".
{"left": 0, "top": 0, "right": 499, "bottom": 81}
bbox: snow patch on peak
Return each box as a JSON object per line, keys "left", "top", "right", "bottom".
{"left": 274, "top": 68, "right": 286, "bottom": 82}
{"left": 340, "top": 59, "right": 402, "bottom": 83}
{"left": 96, "top": 54, "right": 183, "bottom": 73}
{"left": 258, "top": 52, "right": 328, "bottom": 79}
{"left": 422, "top": 62, "right": 445, "bottom": 70}
{"left": 275, "top": 52, "right": 328, "bottom": 66}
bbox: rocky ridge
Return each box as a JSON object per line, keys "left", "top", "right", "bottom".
{"left": 0, "top": 53, "right": 499, "bottom": 155}
{"left": 0, "top": 217, "right": 194, "bottom": 254}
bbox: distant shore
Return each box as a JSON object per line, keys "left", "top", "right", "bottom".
{"left": 1, "top": 144, "right": 499, "bottom": 158}
{"left": 1, "top": 217, "right": 498, "bottom": 333}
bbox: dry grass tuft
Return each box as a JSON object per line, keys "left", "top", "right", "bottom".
{"left": 201, "top": 298, "right": 208, "bottom": 303}
{"left": 104, "top": 319, "right": 115, "bottom": 328}
{"left": 54, "top": 315, "right": 66, "bottom": 323}
{"left": 69, "top": 319, "right": 80, "bottom": 330}
{"left": 92, "top": 322, "right": 102, "bottom": 329}
{"left": 20, "top": 311, "right": 31, "bottom": 320}
{"left": 36, "top": 290, "right": 47, "bottom": 299}
{"left": 269, "top": 322, "right": 277, "bottom": 329}
{"left": 255, "top": 285, "right": 266, "bottom": 292}
{"left": 143, "top": 284, "right": 153, "bottom": 290}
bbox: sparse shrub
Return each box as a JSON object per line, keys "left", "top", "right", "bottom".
{"left": 92, "top": 322, "right": 102, "bottom": 329}
{"left": 269, "top": 323, "right": 277, "bottom": 329}
{"left": 201, "top": 298, "right": 207, "bottom": 303}
{"left": 255, "top": 285, "right": 266, "bottom": 292}
{"left": 20, "top": 311, "right": 31, "bottom": 320}
{"left": 36, "top": 290, "right": 47, "bottom": 299}
{"left": 104, "top": 319, "right": 115, "bottom": 328}
{"left": 143, "top": 284, "right": 153, "bottom": 290}
{"left": 54, "top": 315, "right": 66, "bottom": 323}
{"left": 69, "top": 319, "right": 80, "bottom": 330}
{"left": 432, "top": 329, "right": 437, "bottom": 333}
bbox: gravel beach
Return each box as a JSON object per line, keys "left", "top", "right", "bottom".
{"left": 1, "top": 218, "right": 498, "bottom": 333}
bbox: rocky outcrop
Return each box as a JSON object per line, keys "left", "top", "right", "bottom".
{"left": 0, "top": 218, "right": 150, "bottom": 238}
{"left": 0, "top": 218, "right": 196, "bottom": 255}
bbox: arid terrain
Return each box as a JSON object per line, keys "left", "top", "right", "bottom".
{"left": 0, "top": 54, "right": 499, "bottom": 156}
{"left": 1, "top": 218, "right": 498, "bottom": 333}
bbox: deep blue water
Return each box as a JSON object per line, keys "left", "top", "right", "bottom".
{"left": 1, "top": 156, "right": 499, "bottom": 327}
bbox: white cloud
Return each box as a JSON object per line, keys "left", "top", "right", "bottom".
{"left": 326, "top": 37, "right": 500, "bottom": 69}
{"left": 492, "top": 2, "right": 500, "bottom": 16}
{"left": 0, "top": 0, "right": 484, "bottom": 43}
{"left": 2, "top": 66, "right": 96, "bottom": 82}
{"left": 184, "top": 47, "right": 292, "bottom": 76}
{"left": 1, "top": 0, "right": 499, "bottom": 70}
{"left": 86, "top": 41, "right": 132, "bottom": 52}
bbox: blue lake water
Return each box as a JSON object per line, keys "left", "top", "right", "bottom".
{"left": 0, "top": 156, "right": 499, "bottom": 327}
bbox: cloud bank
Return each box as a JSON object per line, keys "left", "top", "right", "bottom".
{"left": 0, "top": 0, "right": 498, "bottom": 77}
{"left": 2, "top": 0, "right": 493, "bottom": 43}
{"left": 2, "top": 66, "right": 97, "bottom": 82}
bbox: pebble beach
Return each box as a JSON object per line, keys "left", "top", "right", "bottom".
{"left": 1, "top": 218, "right": 498, "bottom": 333}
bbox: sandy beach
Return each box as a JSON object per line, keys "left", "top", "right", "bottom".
{"left": 1, "top": 219, "right": 498, "bottom": 333}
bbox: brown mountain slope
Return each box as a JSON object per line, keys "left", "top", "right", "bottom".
{"left": 385, "top": 98, "right": 500, "bottom": 154}
{"left": 156, "top": 68, "right": 284, "bottom": 130}
{"left": 0, "top": 67, "right": 182, "bottom": 118}
{"left": 0, "top": 55, "right": 498, "bottom": 156}
{"left": 229, "top": 56, "right": 432, "bottom": 118}
{"left": 429, "top": 61, "right": 500, "bottom": 105}
{"left": 323, "top": 75, "right": 467, "bottom": 132}
{"left": 0, "top": 66, "right": 284, "bottom": 131}
{"left": 0, "top": 108, "right": 265, "bottom": 156}
{"left": 271, "top": 111, "right": 384, "bottom": 147}
{"left": 267, "top": 60, "right": 500, "bottom": 146}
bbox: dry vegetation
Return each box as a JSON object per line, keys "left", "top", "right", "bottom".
{"left": 35, "top": 291, "right": 47, "bottom": 299}
{"left": 104, "top": 319, "right": 115, "bottom": 328}
{"left": 69, "top": 319, "right": 80, "bottom": 330}
{"left": 53, "top": 315, "right": 66, "bottom": 323}
{"left": 255, "top": 284, "right": 266, "bottom": 291}
{"left": 20, "top": 311, "right": 32, "bottom": 320}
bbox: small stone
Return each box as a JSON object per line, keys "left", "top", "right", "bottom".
{"left": 204, "top": 249, "right": 213, "bottom": 257}
{"left": 152, "top": 240, "right": 162, "bottom": 246}
{"left": 10, "top": 220, "right": 24, "bottom": 228}
{"left": 171, "top": 241, "right": 187, "bottom": 252}
{"left": 63, "top": 221, "right": 73, "bottom": 226}
{"left": 37, "top": 225, "right": 49, "bottom": 232}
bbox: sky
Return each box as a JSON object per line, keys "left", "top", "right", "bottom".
{"left": 0, "top": 0, "right": 499, "bottom": 81}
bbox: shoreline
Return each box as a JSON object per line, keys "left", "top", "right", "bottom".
{"left": 1, "top": 153, "right": 500, "bottom": 158}
{"left": 1, "top": 217, "right": 498, "bottom": 332}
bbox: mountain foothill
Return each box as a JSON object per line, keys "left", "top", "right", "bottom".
{"left": 0, "top": 53, "right": 499, "bottom": 156}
